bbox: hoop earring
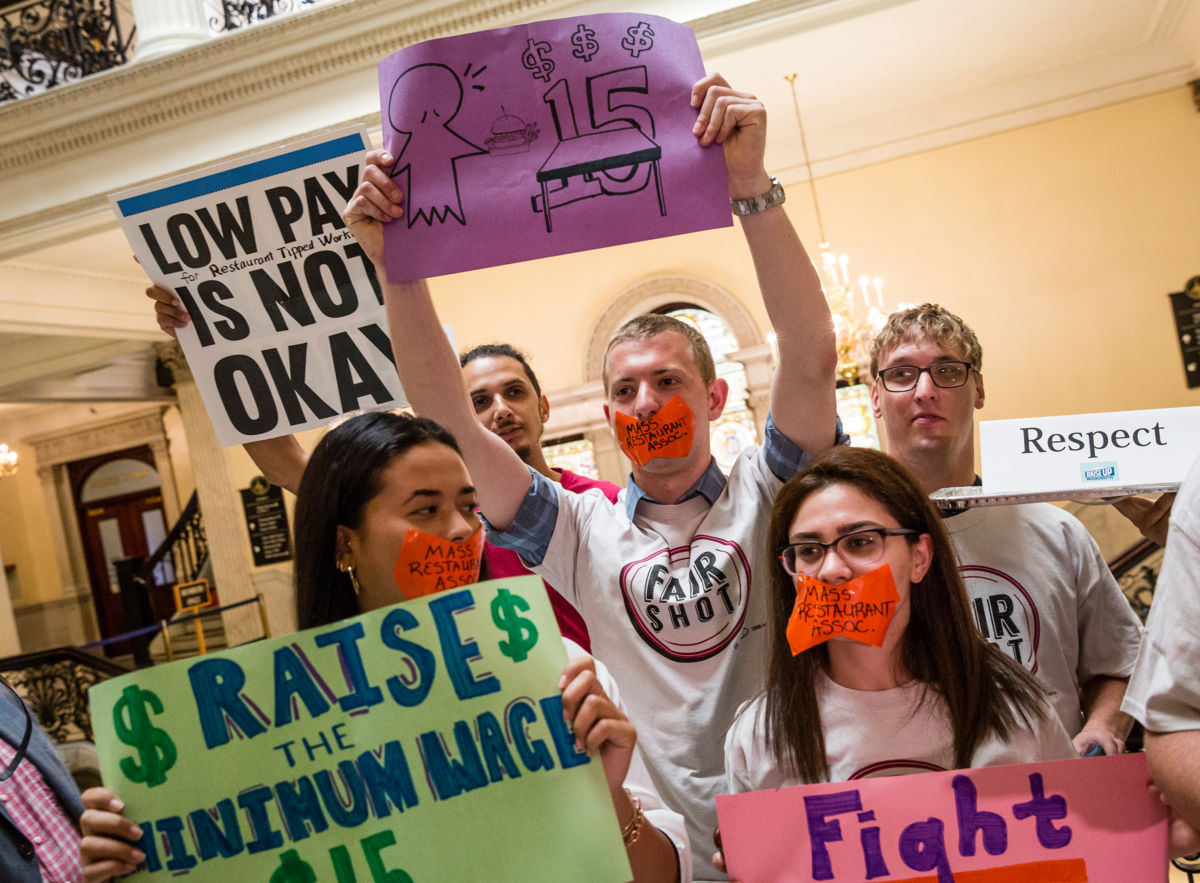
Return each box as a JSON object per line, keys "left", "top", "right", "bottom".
{"left": 339, "top": 561, "right": 361, "bottom": 596}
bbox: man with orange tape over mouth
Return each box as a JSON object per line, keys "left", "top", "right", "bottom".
{"left": 344, "top": 73, "right": 846, "bottom": 881}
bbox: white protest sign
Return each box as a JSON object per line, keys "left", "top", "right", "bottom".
{"left": 110, "top": 127, "right": 405, "bottom": 447}
{"left": 980, "top": 405, "right": 1200, "bottom": 493}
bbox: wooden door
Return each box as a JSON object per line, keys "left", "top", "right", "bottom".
{"left": 78, "top": 493, "right": 175, "bottom": 643}
{"left": 70, "top": 447, "right": 173, "bottom": 655}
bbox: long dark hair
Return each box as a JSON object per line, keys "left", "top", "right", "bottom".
{"left": 762, "top": 446, "right": 1048, "bottom": 782}
{"left": 293, "top": 411, "right": 464, "bottom": 630}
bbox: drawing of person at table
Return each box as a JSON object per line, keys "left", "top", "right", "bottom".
{"left": 531, "top": 66, "right": 666, "bottom": 232}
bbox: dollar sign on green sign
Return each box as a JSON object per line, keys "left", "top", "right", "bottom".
{"left": 112, "top": 684, "right": 177, "bottom": 788}
{"left": 270, "top": 849, "right": 317, "bottom": 883}
{"left": 491, "top": 588, "right": 539, "bottom": 663}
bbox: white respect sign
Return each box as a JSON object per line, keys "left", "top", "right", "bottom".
{"left": 980, "top": 406, "right": 1200, "bottom": 493}
{"left": 110, "top": 127, "right": 406, "bottom": 447}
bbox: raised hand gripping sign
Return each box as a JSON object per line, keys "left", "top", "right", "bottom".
{"left": 715, "top": 754, "right": 1167, "bottom": 883}
{"left": 89, "top": 576, "right": 631, "bottom": 882}
{"left": 378, "top": 13, "right": 731, "bottom": 280}
{"left": 110, "top": 127, "right": 407, "bottom": 448}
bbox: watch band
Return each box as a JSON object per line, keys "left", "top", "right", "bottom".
{"left": 730, "top": 175, "right": 786, "bottom": 216}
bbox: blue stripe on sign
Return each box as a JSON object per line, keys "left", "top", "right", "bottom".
{"left": 116, "top": 133, "right": 366, "bottom": 216}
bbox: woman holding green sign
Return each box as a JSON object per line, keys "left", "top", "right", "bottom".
{"left": 716, "top": 446, "right": 1075, "bottom": 871}
{"left": 80, "top": 411, "right": 687, "bottom": 882}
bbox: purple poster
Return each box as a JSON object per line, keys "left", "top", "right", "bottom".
{"left": 378, "top": 13, "right": 731, "bottom": 280}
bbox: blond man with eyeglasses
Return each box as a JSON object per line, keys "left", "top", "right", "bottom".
{"left": 869, "top": 303, "right": 1142, "bottom": 757}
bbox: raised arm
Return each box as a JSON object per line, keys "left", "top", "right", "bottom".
{"left": 342, "top": 151, "right": 532, "bottom": 527}
{"left": 242, "top": 436, "right": 309, "bottom": 494}
{"left": 691, "top": 75, "right": 838, "bottom": 454}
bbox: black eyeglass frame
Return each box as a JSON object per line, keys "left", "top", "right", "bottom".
{"left": 0, "top": 674, "right": 32, "bottom": 782}
{"left": 875, "top": 360, "right": 976, "bottom": 393}
{"left": 778, "top": 527, "right": 920, "bottom": 576}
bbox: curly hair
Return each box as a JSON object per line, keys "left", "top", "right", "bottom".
{"left": 870, "top": 303, "right": 983, "bottom": 378}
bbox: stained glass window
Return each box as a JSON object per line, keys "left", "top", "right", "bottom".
{"left": 543, "top": 435, "right": 600, "bottom": 479}
{"left": 836, "top": 384, "right": 882, "bottom": 449}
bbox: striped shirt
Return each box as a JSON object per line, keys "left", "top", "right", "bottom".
{"left": 0, "top": 738, "right": 81, "bottom": 883}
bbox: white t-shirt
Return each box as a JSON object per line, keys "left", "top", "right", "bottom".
{"left": 525, "top": 448, "right": 781, "bottom": 882}
{"left": 943, "top": 503, "right": 1142, "bottom": 736}
{"left": 725, "top": 672, "right": 1076, "bottom": 793}
{"left": 1121, "top": 453, "right": 1200, "bottom": 731}
{"left": 564, "top": 639, "right": 693, "bottom": 882}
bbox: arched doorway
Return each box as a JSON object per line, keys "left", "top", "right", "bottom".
{"left": 68, "top": 446, "right": 172, "bottom": 653}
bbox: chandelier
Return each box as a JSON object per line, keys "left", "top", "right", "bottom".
{"left": 786, "top": 74, "right": 889, "bottom": 386}
{"left": 0, "top": 445, "right": 15, "bottom": 478}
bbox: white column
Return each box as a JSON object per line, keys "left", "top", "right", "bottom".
{"left": 732, "top": 343, "right": 774, "bottom": 440}
{"left": 36, "top": 465, "right": 82, "bottom": 596}
{"left": 131, "top": 0, "right": 210, "bottom": 62}
{"left": 585, "top": 427, "right": 628, "bottom": 488}
{"left": 0, "top": 546, "right": 20, "bottom": 656}
{"left": 156, "top": 343, "right": 261, "bottom": 647}
{"left": 148, "top": 438, "right": 181, "bottom": 525}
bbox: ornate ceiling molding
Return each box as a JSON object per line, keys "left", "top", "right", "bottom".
{"left": 0, "top": 0, "right": 846, "bottom": 178}
{"left": 24, "top": 406, "right": 167, "bottom": 467}
{"left": 0, "top": 0, "right": 566, "bottom": 175}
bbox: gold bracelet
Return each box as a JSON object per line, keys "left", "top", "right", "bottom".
{"left": 621, "top": 788, "right": 644, "bottom": 848}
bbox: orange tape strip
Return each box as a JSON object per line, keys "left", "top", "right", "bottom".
{"left": 391, "top": 527, "right": 484, "bottom": 600}
{"left": 900, "top": 858, "right": 1088, "bottom": 883}
{"left": 613, "top": 395, "right": 695, "bottom": 467}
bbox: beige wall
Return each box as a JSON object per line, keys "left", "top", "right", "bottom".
{"left": 810, "top": 87, "right": 1199, "bottom": 421}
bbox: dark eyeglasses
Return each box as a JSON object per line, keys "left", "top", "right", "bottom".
{"left": 876, "top": 361, "right": 974, "bottom": 392}
{"left": 0, "top": 675, "right": 31, "bottom": 782}
{"left": 778, "top": 527, "right": 919, "bottom": 576}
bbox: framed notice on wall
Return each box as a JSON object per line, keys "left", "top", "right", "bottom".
{"left": 240, "top": 476, "right": 292, "bottom": 566}
{"left": 1169, "top": 275, "right": 1200, "bottom": 389}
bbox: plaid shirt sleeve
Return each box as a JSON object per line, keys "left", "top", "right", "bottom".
{"left": 483, "top": 466, "right": 560, "bottom": 567}
{"left": 762, "top": 413, "right": 851, "bottom": 482}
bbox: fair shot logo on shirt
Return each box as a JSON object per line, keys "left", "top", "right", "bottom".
{"left": 619, "top": 536, "right": 750, "bottom": 661}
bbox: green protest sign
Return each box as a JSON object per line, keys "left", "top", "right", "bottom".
{"left": 89, "top": 576, "right": 632, "bottom": 882}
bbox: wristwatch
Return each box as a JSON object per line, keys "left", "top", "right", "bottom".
{"left": 730, "top": 175, "right": 786, "bottom": 216}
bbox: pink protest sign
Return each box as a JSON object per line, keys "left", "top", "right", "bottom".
{"left": 377, "top": 13, "right": 731, "bottom": 279}
{"left": 716, "top": 754, "right": 1166, "bottom": 882}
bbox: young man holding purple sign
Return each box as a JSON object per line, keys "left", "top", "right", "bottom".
{"left": 343, "top": 75, "right": 843, "bottom": 881}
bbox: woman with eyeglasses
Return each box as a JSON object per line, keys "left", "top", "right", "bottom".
{"left": 721, "top": 445, "right": 1074, "bottom": 808}
{"left": 79, "top": 412, "right": 688, "bottom": 883}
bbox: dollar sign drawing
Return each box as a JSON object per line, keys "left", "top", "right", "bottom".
{"left": 112, "top": 685, "right": 177, "bottom": 788}
{"left": 521, "top": 38, "right": 555, "bottom": 84}
{"left": 491, "top": 588, "right": 539, "bottom": 663}
{"left": 270, "top": 849, "right": 316, "bottom": 883}
{"left": 621, "top": 21, "right": 655, "bottom": 58}
{"left": 570, "top": 24, "right": 599, "bottom": 63}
